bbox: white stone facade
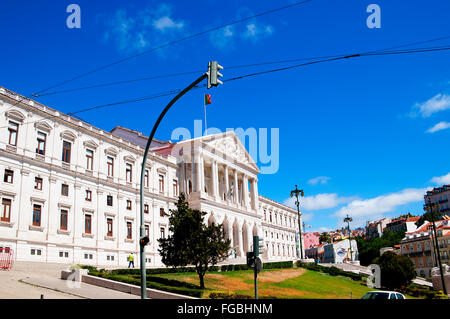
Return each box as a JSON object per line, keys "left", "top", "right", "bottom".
{"left": 0, "top": 87, "right": 302, "bottom": 267}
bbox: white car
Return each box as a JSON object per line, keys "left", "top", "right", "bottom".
{"left": 361, "top": 291, "right": 406, "bottom": 299}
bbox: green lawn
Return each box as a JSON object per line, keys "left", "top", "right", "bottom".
{"left": 92, "top": 266, "right": 423, "bottom": 299}
{"left": 152, "top": 268, "right": 382, "bottom": 299}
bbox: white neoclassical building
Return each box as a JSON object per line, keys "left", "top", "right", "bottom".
{"left": 0, "top": 86, "right": 303, "bottom": 267}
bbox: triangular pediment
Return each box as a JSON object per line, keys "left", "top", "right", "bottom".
{"left": 202, "top": 131, "right": 259, "bottom": 172}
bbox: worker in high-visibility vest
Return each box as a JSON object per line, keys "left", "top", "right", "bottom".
{"left": 128, "top": 253, "right": 134, "bottom": 268}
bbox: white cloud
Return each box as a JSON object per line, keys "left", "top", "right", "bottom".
{"left": 209, "top": 26, "right": 234, "bottom": 49}
{"left": 152, "top": 16, "right": 184, "bottom": 32}
{"left": 333, "top": 187, "right": 431, "bottom": 227}
{"left": 209, "top": 7, "right": 274, "bottom": 49}
{"left": 431, "top": 172, "right": 450, "bottom": 185}
{"left": 302, "top": 213, "right": 314, "bottom": 222}
{"left": 102, "top": 3, "right": 185, "bottom": 54}
{"left": 426, "top": 121, "right": 450, "bottom": 133}
{"left": 308, "top": 176, "right": 331, "bottom": 185}
{"left": 241, "top": 22, "right": 274, "bottom": 42}
{"left": 410, "top": 93, "right": 450, "bottom": 118}
{"left": 284, "top": 193, "right": 356, "bottom": 211}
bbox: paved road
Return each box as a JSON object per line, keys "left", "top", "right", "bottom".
{"left": 0, "top": 261, "right": 138, "bottom": 299}
{"left": 319, "top": 262, "right": 434, "bottom": 288}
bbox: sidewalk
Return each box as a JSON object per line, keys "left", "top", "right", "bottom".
{"left": 20, "top": 277, "right": 139, "bottom": 299}
{"left": 0, "top": 261, "right": 138, "bottom": 299}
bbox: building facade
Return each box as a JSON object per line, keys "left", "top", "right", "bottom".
{"left": 0, "top": 87, "right": 302, "bottom": 267}
{"left": 322, "top": 239, "right": 358, "bottom": 264}
{"left": 366, "top": 218, "right": 391, "bottom": 239}
{"left": 385, "top": 216, "right": 419, "bottom": 234}
{"left": 400, "top": 222, "right": 434, "bottom": 278}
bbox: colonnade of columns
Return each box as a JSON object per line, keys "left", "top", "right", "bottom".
{"left": 182, "top": 152, "right": 259, "bottom": 211}
{"left": 208, "top": 214, "right": 261, "bottom": 258}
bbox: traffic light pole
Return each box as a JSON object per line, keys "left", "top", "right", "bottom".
{"left": 139, "top": 72, "right": 207, "bottom": 299}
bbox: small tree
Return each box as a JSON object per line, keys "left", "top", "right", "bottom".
{"left": 376, "top": 251, "right": 416, "bottom": 289}
{"left": 158, "top": 193, "right": 231, "bottom": 289}
{"left": 319, "top": 232, "right": 331, "bottom": 244}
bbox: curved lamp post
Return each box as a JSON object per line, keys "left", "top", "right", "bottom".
{"left": 290, "top": 185, "right": 304, "bottom": 259}
{"left": 344, "top": 214, "right": 353, "bottom": 261}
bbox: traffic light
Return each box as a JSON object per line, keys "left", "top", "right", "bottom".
{"left": 139, "top": 236, "right": 149, "bottom": 247}
{"left": 207, "top": 61, "right": 223, "bottom": 89}
{"left": 253, "top": 236, "right": 264, "bottom": 257}
{"left": 246, "top": 251, "right": 255, "bottom": 267}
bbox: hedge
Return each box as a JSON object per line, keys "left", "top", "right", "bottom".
{"left": 295, "top": 261, "right": 364, "bottom": 281}
{"left": 88, "top": 271, "right": 203, "bottom": 298}
{"left": 99, "top": 260, "right": 294, "bottom": 276}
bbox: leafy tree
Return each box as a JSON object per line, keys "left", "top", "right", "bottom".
{"left": 355, "top": 229, "right": 405, "bottom": 266}
{"left": 375, "top": 251, "right": 416, "bottom": 289}
{"left": 319, "top": 232, "right": 331, "bottom": 244}
{"left": 158, "top": 193, "right": 231, "bottom": 289}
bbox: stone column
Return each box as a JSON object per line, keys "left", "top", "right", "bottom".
{"left": 243, "top": 175, "right": 249, "bottom": 209}
{"left": 224, "top": 166, "right": 229, "bottom": 201}
{"left": 233, "top": 169, "right": 239, "bottom": 204}
{"left": 228, "top": 223, "right": 234, "bottom": 248}
{"left": 193, "top": 153, "right": 201, "bottom": 193}
{"left": 251, "top": 178, "right": 259, "bottom": 210}
{"left": 237, "top": 227, "right": 244, "bottom": 257}
{"left": 200, "top": 153, "right": 205, "bottom": 193}
{"left": 212, "top": 160, "right": 219, "bottom": 199}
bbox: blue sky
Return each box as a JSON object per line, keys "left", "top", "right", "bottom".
{"left": 2, "top": 0, "right": 450, "bottom": 232}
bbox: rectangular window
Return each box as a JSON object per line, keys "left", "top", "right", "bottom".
{"left": 86, "top": 149, "right": 93, "bottom": 171}
{"left": 36, "top": 131, "right": 46, "bottom": 155}
{"left": 8, "top": 121, "right": 18, "bottom": 146}
{"left": 61, "top": 184, "right": 69, "bottom": 196}
{"left": 127, "top": 222, "right": 132, "bottom": 239}
{"left": 159, "top": 174, "right": 164, "bottom": 193}
{"left": 62, "top": 141, "right": 71, "bottom": 163}
{"left": 59, "top": 251, "right": 63, "bottom": 258}
{"left": 85, "top": 190, "right": 92, "bottom": 201}
{"left": 144, "top": 170, "right": 149, "bottom": 187}
{"left": 173, "top": 180, "right": 178, "bottom": 196}
{"left": 160, "top": 208, "right": 165, "bottom": 217}
{"left": 1, "top": 199, "right": 11, "bottom": 222}
{"left": 4, "top": 169, "right": 13, "bottom": 183}
{"left": 65, "top": 252, "right": 69, "bottom": 258}
{"left": 60, "top": 209, "right": 68, "bottom": 231}
{"left": 160, "top": 227, "right": 165, "bottom": 239}
{"left": 107, "top": 218, "right": 113, "bottom": 237}
{"left": 107, "top": 195, "right": 113, "bottom": 206}
{"left": 144, "top": 204, "right": 149, "bottom": 214}
{"left": 107, "top": 156, "right": 114, "bottom": 177}
{"left": 85, "top": 215, "right": 92, "bottom": 234}
{"left": 126, "top": 200, "right": 132, "bottom": 210}
{"left": 34, "top": 177, "right": 43, "bottom": 190}
{"left": 126, "top": 163, "right": 132, "bottom": 182}
{"left": 32, "top": 204, "right": 41, "bottom": 226}
{"left": 145, "top": 225, "right": 149, "bottom": 237}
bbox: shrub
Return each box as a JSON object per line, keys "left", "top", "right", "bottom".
{"left": 377, "top": 251, "right": 416, "bottom": 290}
{"left": 263, "top": 261, "right": 293, "bottom": 269}
{"left": 208, "top": 291, "right": 252, "bottom": 299}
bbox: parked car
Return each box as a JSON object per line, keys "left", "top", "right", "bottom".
{"left": 361, "top": 291, "right": 406, "bottom": 299}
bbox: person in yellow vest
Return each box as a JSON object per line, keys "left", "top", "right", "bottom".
{"left": 128, "top": 253, "right": 134, "bottom": 268}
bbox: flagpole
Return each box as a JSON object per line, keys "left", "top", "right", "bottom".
{"left": 204, "top": 96, "right": 208, "bottom": 135}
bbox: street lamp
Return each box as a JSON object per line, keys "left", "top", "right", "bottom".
{"left": 344, "top": 214, "right": 353, "bottom": 262}
{"left": 424, "top": 202, "right": 448, "bottom": 296}
{"left": 290, "top": 185, "right": 304, "bottom": 259}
